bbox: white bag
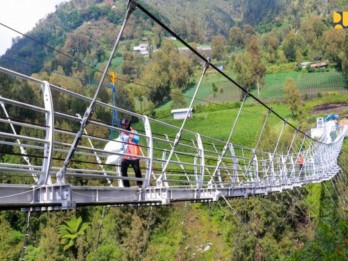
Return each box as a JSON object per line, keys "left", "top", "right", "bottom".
{"left": 104, "top": 137, "right": 124, "bottom": 164}
{"left": 105, "top": 154, "right": 123, "bottom": 164}
{"left": 104, "top": 137, "right": 124, "bottom": 153}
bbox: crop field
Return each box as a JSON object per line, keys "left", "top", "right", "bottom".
{"left": 256, "top": 70, "right": 348, "bottom": 100}
{"left": 154, "top": 103, "right": 294, "bottom": 149}
{"left": 157, "top": 69, "right": 348, "bottom": 111}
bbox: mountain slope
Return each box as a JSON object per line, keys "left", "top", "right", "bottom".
{"left": 0, "top": 0, "right": 341, "bottom": 75}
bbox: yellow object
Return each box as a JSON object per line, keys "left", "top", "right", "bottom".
{"left": 333, "top": 11, "right": 348, "bottom": 29}
{"left": 333, "top": 12, "right": 341, "bottom": 23}
{"left": 110, "top": 72, "right": 116, "bottom": 84}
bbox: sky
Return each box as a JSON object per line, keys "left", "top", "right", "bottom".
{"left": 0, "top": 0, "right": 68, "bottom": 55}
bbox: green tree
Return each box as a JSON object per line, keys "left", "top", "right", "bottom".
{"left": 58, "top": 216, "right": 89, "bottom": 254}
{"left": 211, "top": 35, "right": 226, "bottom": 61}
{"left": 153, "top": 24, "right": 163, "bottom": 48}
{"left": 242, "top": 24, "right": 256, "bottom": 45}
{"left": 124, "top": 214, "right": 146, "bottom": 260}
{"left": 122, "top": 51, "right": 144, "bottom": 80}
{"left": 228, "top": 26, "right": 244, "bottom": 48}
{"left": 140, "top": 40, "right": 193, "bottom": 106}
{"left": 212, "top": 83, "right": 218, "bottom": 98}
{"left": 168, "top": 49, "right": 193, "bottom": 89}
{"left": 282, "top": 31, "right": 304, "bottom": 62}
{"left": 138, "top": 95, "right": 144, "bottom": 113}
{"left": 0, "top": 215, "right": 22, "bottom": 260}
{"left": 342, "top": 34, "right": 348, "bottom": 78}
{"left": 170, "top": 87, "right": 187, "bottom": 109}
{"left": 187, "top": 18, "right": 203, "bottom": 43}
{"left": 141, "top": 60, "right": 170, "bottom": 106}
{"left": 262, "top": 31, "right": 280, "bottom": 63}
{"left": 298, "top": 15, "right": 326, "bottom": 52}
{"left": 64, "top": 32, "right": 91, "bottom": 56}
{"left": 234, "top": 52, "right": 255, "bottom": 98}
{"left": 233, "top": 36, "right": 266, "bottom": 99}
{"left": 322, "top": 28, "right": 346, "bottom": 66}
{"left": 283, "top": 78, "right": 302, "bottom": 117}
{"left": 32, "top": 214, "right": 66, "bottom": 261}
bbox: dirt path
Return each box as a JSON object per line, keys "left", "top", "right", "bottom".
{"left": 311, "top": 102, "right": 348, "bottom": 114}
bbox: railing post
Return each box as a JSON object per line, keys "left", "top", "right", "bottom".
{"left": 229, "top": 143, "right": 238, "bottom": 187}
{"left": 269, "top": 153, "right": 274, "bottom": 187}
{"left": 38, "top": 81, "right": 54, "bottom": 185}
{"left": 143, "top": 115, "right": 153, "bottom": 188}
{"left": 195, "top": 133, "right": 205, "bottom": 190}
{"left": 281, "top": 155, "right": 287, "bottom": 185}
{"left": 157, "top": 151, "right": 167, "bottom": 187}
{"left": 253, "top": 152, "right": 259, "bottom": 184}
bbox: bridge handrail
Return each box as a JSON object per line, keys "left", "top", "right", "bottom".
{"left": 0, "top": 65, "right": 347, "bottom": 206}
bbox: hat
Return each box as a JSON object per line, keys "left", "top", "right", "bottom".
{"left": 121, "top": 118, "right": 131, "bottom": 127}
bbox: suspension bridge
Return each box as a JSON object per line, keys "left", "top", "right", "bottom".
{"left": 0, "top": 0, "right": 347, "bottom": 211}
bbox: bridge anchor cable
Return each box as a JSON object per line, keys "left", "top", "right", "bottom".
{"left": 160, "top": 61, "right": 209, "bottom": 183}
{"left": 243, "top": 109, "right": 271, "bottom": 184}
{"left": 210, "top": 94, "right": 247, "bottom": 183}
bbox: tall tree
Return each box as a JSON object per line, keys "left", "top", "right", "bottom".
{"left": 342, "top": 34, "right": 348, "bottom": 79}
{"left": 283, "top": 78, "right": 302, "bottom": 118}
{"left": 0, "top": 215, "right": 22, "bottom": 260}
{"left": 242, "top": 24, "right": 256, "bottom": 45}
{"left": 282, "top": 31, "right": 304, "bottom": 62}
{"left": 187, "top": 18, "right": 204, "bottom": 43}
{"left": 261, "top": 31, "right": 280, "bottom": 63}
{"left": 233, "top": 35, "right": 266, "bottom": 98}
{"left": 140, "top": 40, "right": 193, "bottom": 106}
{"left": 211, "top": 35, "right": 226, "bottom": 61}
{"left": 170, "top": 87, "right": 187, "bottom": 109}
{"left": 212, "top": 83, "right": 218, "bottom": 98}
{"left": 322, "top": 29, "right": 346, "bottom": 66}
{"left": 168, "top": 49, "right": 193, "bottom": 89}
{"left": 153, "top": 24, "right": 163, "bottom": 48}
{"left": 228, "top": 26, "right": 244, "bottom": 49}
{"left": 122, "top": 51, "right": 144, "bottom": 80}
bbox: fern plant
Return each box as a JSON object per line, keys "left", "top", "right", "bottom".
{"left": 58, "top": 216, "right": 89, "bottom": 251}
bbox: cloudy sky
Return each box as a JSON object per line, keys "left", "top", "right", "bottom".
{"left": 0, "top": 0, "right": 68, "bottom": 55}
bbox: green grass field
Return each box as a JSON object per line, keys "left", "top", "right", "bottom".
{"left": 156, "top": 69, "right": 348, "bottom": 111}
{"left": 158, "top": 68, "right": 241, "bottom": 110}
{"left": 152, "top": 102, "right": 295, "bottom": 149}
{"left": 255, "top": 70, "right": 348, "bottom": 100}
{"left": 150, "top": 64, "right": 348, "bottom": 154}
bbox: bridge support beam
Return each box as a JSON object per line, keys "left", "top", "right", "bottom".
{"left": 32, "top": 185, "right": 75, "bottom": 210}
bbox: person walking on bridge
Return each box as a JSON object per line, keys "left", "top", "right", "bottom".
{"left": 119, "top": 118, "right": 142, "bottom": 188}
{"left": 298, "top": 154, "right": 304, "bottom": 174}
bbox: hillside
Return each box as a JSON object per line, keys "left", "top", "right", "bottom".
{"left": 0, "top": 0, "right": 347, "bottom": 114}
{"left": 2, "top": 0, "right": 348, "bottom": 75}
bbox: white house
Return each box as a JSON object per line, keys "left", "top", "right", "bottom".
{"left": 171, "top": 108, "right": 193, "bottom": 120}
{"left": 133, "top": 44, "right": 149, "bottom": 57}
{"left": 300, "top": 61, "right": 311, "bottom": 68}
